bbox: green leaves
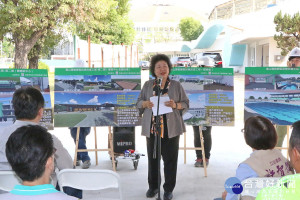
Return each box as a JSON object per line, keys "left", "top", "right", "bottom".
{"left": 179, "top": 17, "right": 204, "bottom": 41}
{"left": 75, "top": 0, "right": 135, "bottom": 45}
{"left": 274, "top": 11, "right": 300, "bottom": 56}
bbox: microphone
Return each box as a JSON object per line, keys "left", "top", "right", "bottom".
{"left": 157, "top": 77, "right": 163, "bottom": 87}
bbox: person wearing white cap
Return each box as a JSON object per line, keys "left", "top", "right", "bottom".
{"left": 288, "top": 47, "right": 300, "bottom": 67}
{"left": 276, "top": 46, "right": 300, "bottom": 149}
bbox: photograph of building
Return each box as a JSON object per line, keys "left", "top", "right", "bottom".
{"left": 245, "top": 74, "right": 275, "bottom": 90}
{"left": 54, "top": 91, "right": 141, "bottom": 127}
{"left": 275, "top": 75, "right": 300, "bottom": 90}
{"left": 55, "top": 75, "right": 141, "bottom": 91}
{"left": 203, "top": 75, "right": 233, "bottom": 91}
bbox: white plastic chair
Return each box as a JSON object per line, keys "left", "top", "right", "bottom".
{"left": 57, "top": 169, "right": 123, "bottom": 200}
{"left": 238, "top": 177, "right": 281, "bottom": 199}
{"left": 0, "top": 171, "right": 22, "bottom": 192}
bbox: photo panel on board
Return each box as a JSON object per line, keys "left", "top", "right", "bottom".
{"left": 0, "top": 69, "right": 53, "bottom": 129}
{"left": 244, "top": 67, "right": 300, "bottom": 125}
{"left": 54, "top": 68, "right": 141, "bottom": 127}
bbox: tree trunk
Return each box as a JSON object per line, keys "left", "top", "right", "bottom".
{"left": 28, "top": 55, "right": 39, "bottom": 69}
{"left": 28, "top": 44, "right": 41, "bottom": 69}
{"left": 14, "top": 41, "right": 29, "bottom": 69}
{"left": 13, "top": 31, "right": 44, "bottom": 69}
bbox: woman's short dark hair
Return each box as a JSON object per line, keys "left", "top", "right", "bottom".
{"left": 149, "top": 54, "right": 172, "bottom": 77}
{"left": 6, "top": 125, "right": 54, "bottom": 182}
{"left": 244, "top": 116, "right": 277, "bottom": 150}
{"left": 12, "top": 87, "right": 45, "bottom": 120}
{"left": 291, "top": 120, "right": 300, "bottom": 152}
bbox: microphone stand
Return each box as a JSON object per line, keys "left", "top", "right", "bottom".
{"left": 153, "top": 79, "right": 162, "bottom": 200}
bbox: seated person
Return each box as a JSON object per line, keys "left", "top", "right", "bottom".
{"left": 0, "top": 125, "right": 76, "bottom": 200}
{"left": 222, "top": 116, "right": 294, "bottom": 200}
{"left": 0, "top": 87, "right": 81, "bottom": 198}
{"left": 256, "top": 120, "right": 300, "bottom": 199}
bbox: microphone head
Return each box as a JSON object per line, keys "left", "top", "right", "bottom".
{"left": 157, "top": 77, "right": 163, "bottom": 86}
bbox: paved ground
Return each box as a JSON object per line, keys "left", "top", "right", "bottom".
{"left": 49, "top": 73, "right": 288, "bottom": 200}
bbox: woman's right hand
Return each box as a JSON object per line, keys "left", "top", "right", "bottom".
{"left": 143, "top": 100, "right": 154, "bottom": 109}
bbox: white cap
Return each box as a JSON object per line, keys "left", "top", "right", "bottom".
{"left": 289, "top": 47, "right": 300, "bottom": 61}
{"left": 74, "top": 59, "right": 87, "bottom": 67}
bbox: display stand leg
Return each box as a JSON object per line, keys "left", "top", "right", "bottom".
{"left": 108, "top": 126, "right": 116, "bottom": 171}
{"left": 94, "top": 127, "right": 98, "bottom": 165}
{"left": 184, "top": 132, "right": 187, "bottom": 164}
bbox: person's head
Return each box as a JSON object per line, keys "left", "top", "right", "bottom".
{"left": 289, "top": 121, "right": 300, "bottom": 172}
{"left": 6, "top": 125, "right": 55, "bottom": 182}
{"left": 288, "top": 47, "right": 300, "bottom": 67}
{"left": 12, "top": 87, "right": 44, "bottom": 121}
{"left": 150, "top": 54, "right": 172, "bottom": 79}
{"left": 244, "top": 116, "right": 277, "bottom": 150}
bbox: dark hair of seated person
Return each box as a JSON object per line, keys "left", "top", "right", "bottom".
{"left": 149, "top": 54, "right": 173, "bottom": 78}
{"left": 12, "top": 87, "right": 45, "bottom": 120}
{"left": 5, "top": 125, "right": 54, "bottom": 182}
{"left": 244, "top": 116, "right": 277, "bottom": 150}
{"left": 291, "top": 120, "right": 300, "bottom": 152}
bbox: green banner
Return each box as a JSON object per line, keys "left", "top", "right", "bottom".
{"left": 0, "top": 103, "right": 3, "bottom": 117}
{"left": 55, "top": 67, "right": 141, "bottom": 75}
{"left": 0, "top": 69, "right": 48, "bottom": 77}
{"left": 169, "top": 67, "right": 234, "bottom": 75}
{"left": 245, "top": 67, "right": 300, "bottom": 74}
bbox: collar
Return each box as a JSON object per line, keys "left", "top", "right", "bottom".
{"left": 14, "top": 120, "right": 38, "bottom": 126}
{"left": 10, "top": 184, "right": 58, "bottom": 196}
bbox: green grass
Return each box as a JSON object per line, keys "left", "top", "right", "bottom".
{"left": 54, "top": 113, "right": 87, "bottom": 127}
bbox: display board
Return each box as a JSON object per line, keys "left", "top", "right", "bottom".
{"left": 54, "top": 68, "right": 141, "bottom": 127}
{"left": 168, "top": 67, "right": 234, "bottom": 126}
{"left": 0, "top": 69, "right": 53, "bottom": 129}
{"left": 244, "top": 67, "right": 300, "bottom": 125}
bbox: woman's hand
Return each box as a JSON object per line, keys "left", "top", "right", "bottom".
{"left": 143, "top": 100, "right": 154, "bottom": 109}
{"left": 165, "top": 99, "right": 176, "bottom": 109}
{"left": 222, "top": 190, "right": 227, "bottom": 200}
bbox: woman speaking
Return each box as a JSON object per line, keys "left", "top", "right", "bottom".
{"left": 136, "top": 54, "right": 189, "bottom": 200}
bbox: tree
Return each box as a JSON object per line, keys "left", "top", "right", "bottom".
{"left": 0, "top": 0, "right": 113, "bottom": 68}
{"left": 1, "top": 37, "right": 14, "bottom": 58}
{"left": 28, "top": 30, "right": 63, "bottom": 69}
{"left": 75, "top": 0, "right": 135, "bottom": 45}
{"left": 274, "top": 11, "right": 300, "bottom": 56}
{"left": 249, "top": 96, "right": 255, "bottom": 99}
{"left": 179, "top": 17, "right": 204, "bottom": 41}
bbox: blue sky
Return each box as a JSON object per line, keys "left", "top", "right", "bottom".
{"left": 55, "top": 92, "right": 140, "bottom": 106}
{"left": 84, "top": 75, "right": 111, "bottom": 82}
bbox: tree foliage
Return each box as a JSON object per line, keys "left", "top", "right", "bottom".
{"left": 1, "top": 37, "right": 14, "bottom": 58}
{"left": 179, "top": 17, "right": 204, "bottom": 41}
{"left": 0, "top": 0, "right": 113, "bottom": 68}
{"left": 274, "top": 11, "right": 300, "bottom": 56}
{"left": 76, "top": 0, "right": 135, "bottom": 45}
